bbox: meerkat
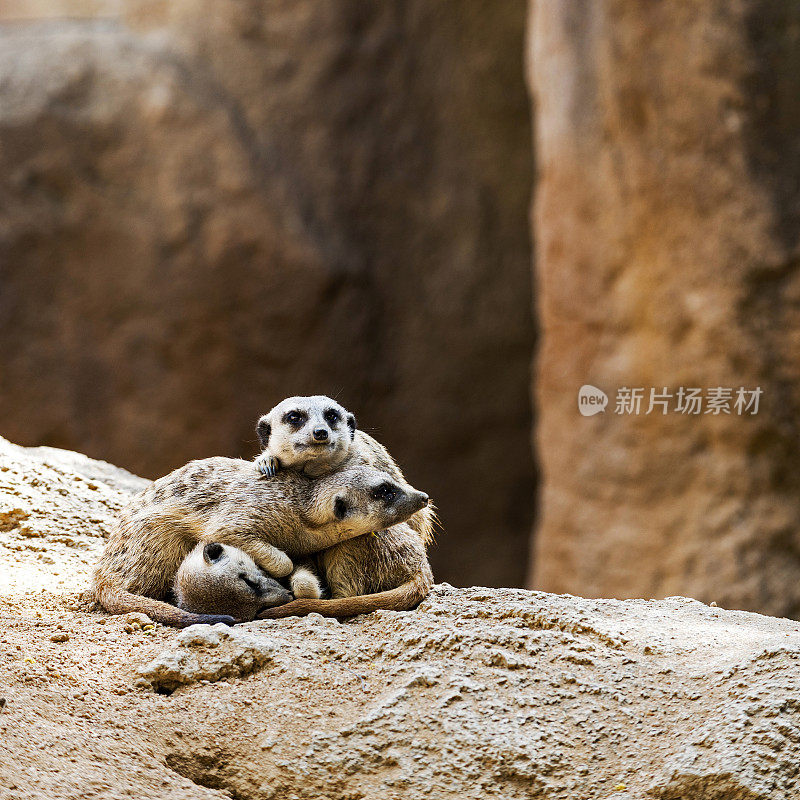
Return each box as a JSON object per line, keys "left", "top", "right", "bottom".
{"left": 252, "top": 395, "right": 436, "bottom": 618}
{"left": 194, "top": 522, "right": 432, "bottom": 620}
{"left": 92, "top": 458, "right": 429, "bottom": 628}
{"left": 174, "top": 542, "right": 293, "bottom": 621}
{"left": 254, "top": 395, "right": 356, "bottom": 478}
{"left": 174, "top": 542, "right": 325, "bottom": 622}
{"left": 254, "top": 395, "right": 435, "bottom": 539}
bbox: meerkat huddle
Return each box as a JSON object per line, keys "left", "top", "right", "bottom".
{"left": 92, "top": 396, "right": 436, "bottom": 627}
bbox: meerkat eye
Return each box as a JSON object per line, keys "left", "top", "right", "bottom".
{"left": 324, "top": 409, "right": 341, "bottom": 425}
{"left": 371, "top": 482, "right": 398, "bottom": 503}
{"left": 284, "top": 411, "right": 306, "bottom": 427}
{"left": 334, "top": 497, "right": 349, "bottom": 520}
{"left": 239, "top": 573, "right": 262, "bottom": 593}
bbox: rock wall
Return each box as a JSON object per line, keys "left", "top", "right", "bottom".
{"left": 2, "top": 437, "right": 800, "bottom": 800}
{"left": 0, "top": 1, "right": 534, "bottom": 587}
{"left": 529, "top": 1, "right": 800, "bottom": 616}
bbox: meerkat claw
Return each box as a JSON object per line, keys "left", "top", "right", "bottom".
{"left": 255, "top": 455, "right": 279, "bottom": 478}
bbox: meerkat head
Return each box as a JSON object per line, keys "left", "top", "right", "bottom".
{"left": 173, "top": 542, "right": 292, "bottom": 622}
{"left": 256, "top": 395, "right": 357, "bottom": 477}
{"left": 305, "top": 466, "right": 430, "bottom": 536}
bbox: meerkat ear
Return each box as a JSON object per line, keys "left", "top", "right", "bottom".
{"left": 346, "top": 413, "right": 356, "bottom": 440}
{"left": 334, "top": 496, "right": 349, "bottom": 520}
{"left": 203, "top": 542, "right": 223, "bottom": 563}
{"left": 257, "top": 418, "right": 271, "bottom": 448}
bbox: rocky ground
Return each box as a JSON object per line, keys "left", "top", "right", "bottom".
{"left": 1, "top": 436, "right": 799, "bottom": 799}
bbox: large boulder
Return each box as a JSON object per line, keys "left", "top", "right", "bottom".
{"left": 529, "top": 1, "right": 800, "bottom": 616}
{"left": 0, "top": 1, "right": 534, "bottom": 588}
{"left": 2, "top": 439, "right": 800, "bottom": 799}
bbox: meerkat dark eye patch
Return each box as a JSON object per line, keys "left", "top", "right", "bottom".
{"left": 284, "top": 411, "right": 307, "bottom": 427}
{"left": 370, "top": 482, "right": 398, "bottom": 503}
{"left": 334, "top": 496, "right": 349, "bottom": 520}
{"left": 323, "top": 409, "right": 341, "bottom": 425}
{"left": 239, "top": 573, "right": 262, "bottom": 593}
{"left": 203, "top": 542, "right": 224, "bottom": 563}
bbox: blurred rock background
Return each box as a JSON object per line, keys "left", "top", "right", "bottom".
{"left": 530, "top": 1, "right": 800, "bottom": 617}
{"left": 0, "top": 0, "right": 534, "bottom": 587}
{"left": 4, "top": 1, "right": 800, "bottom": 613}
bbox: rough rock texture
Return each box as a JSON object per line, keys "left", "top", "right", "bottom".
{"left": 529, "top": 1, "right": 800, "bottom": 615}
{"left": 3, "top": 442, "right": 800, "bottom": 799}
{"left": 138, "top": 624, "right": 276, "bottom": 693}
{"left": 0, "top": 1, "right": 534, "bottom": 588}
{"left": 0, "top": 435, "right": 148, "bottom": 596}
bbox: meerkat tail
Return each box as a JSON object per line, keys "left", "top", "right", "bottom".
{"left": 95, "top": 585, "right": 235, "bottom": 628}
{"left": 257, "top": 573, "right": 431, "bottom": 619}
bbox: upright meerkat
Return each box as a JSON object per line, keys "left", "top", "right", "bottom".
{"left": 252, "top": 396, "right": 436, "bottom": 617}
{"left": 254, "top": 395, "right": 434, "bottom": 539}
{"left": 92, "top": 458, "right": 428, "bottom": 627}
{"left": 254, "top": 395, "right": 356, "bottom": 478}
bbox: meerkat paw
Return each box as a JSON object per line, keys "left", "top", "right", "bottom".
{"left": 290, "top": 567, "right": 323, "bottom": 600}
{"left": 254, "top": 453, "right": 280, "bottom": 478}
{"left": 269, "top": 551, "right": 294, "bottom": 578}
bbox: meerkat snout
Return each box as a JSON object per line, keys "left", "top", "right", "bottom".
{"left": 412, "top": 492, "right": 430, "bottom": 513}
{"left": 399, "top": 489, "right": 429, "bottom": 518}
{"left": 254, "top": 578, "right": 293, "bottom": 608}
{"left": 399, "top": 490, "right": 429, "bottom": 517}
{"left": 312, "top": 427, "right": 329, "bottom": 442}
{"left": 367, "top": 479, "right": 429, "bottom": 520}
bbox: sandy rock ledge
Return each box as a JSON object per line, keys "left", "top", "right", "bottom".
{"left": 137, "top": 624, "right": 277, "bottom": 693}
{"left": 1, "top": 438, "right": 800, "bottom": 798}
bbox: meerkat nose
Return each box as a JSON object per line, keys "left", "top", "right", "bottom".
{"left": 411, "top": 492, "right": 429, "bottom": 511}
{"left": 313, "top": 427, "right": 329, "bottom": 441}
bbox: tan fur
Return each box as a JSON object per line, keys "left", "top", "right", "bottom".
{"left": 288, "top": 561, "right": 324, "bottom": 599}
{"left": 254, "top": 396, "right": 437, "bottom": 618}
{"left": 261, "top": 572, "right": 433, "bottom": 619}
{"left": 259, "top": 522, "right": 433, "bottom": 619}
{"left": 92, "top": 457, "right": 428, "bottom": 627}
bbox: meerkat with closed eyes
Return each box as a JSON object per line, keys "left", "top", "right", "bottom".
{"left": 173, "top": 542, "right": 325, "bottom": 622}
{"left": 176, "top": 518, "right": 433, "bottom": 621}
{"left": 92, "top": 457, "right": 429, "bottom": 627}
{"left": 174, "top": 542, "right": 293, "bottom": 621}
{"left": 252, "top": 395, "right": 436, "bottom": 617}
